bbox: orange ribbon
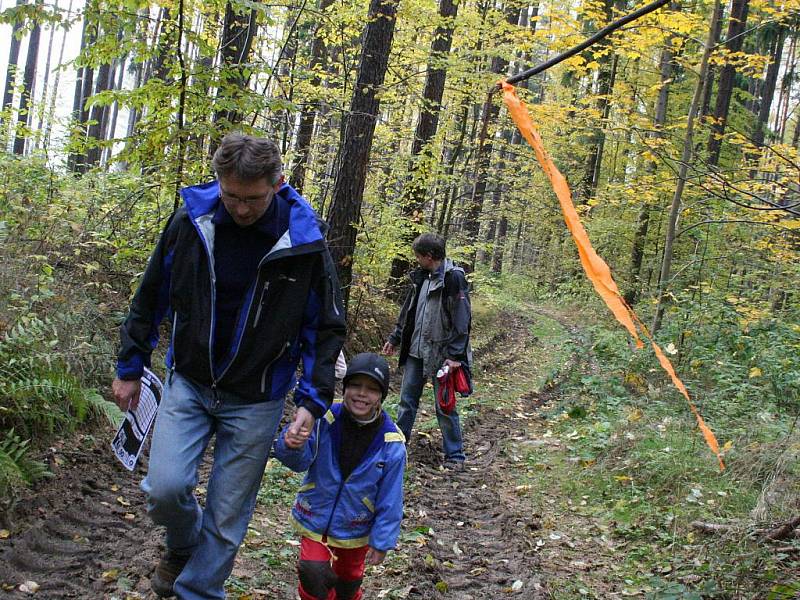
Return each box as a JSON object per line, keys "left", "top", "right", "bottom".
{"left": 501, "top": 81, "right": 724, "bottom": 470}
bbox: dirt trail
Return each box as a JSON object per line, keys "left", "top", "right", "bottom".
{"left": 0, "top": 305, "right": 570, "bottom": 599}
{"left": 374, "top": 313, "right": 548, "bottom": 599}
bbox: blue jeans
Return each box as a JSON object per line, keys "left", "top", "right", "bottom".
{"left": 141, "top": 371, "right": 284, "bottom": 600}
{"left": 396, "top": 356, "right": 465, "bottom": 462}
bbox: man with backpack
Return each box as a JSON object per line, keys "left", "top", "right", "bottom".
{"left": 383, "top": 233, "right": 472, "bottom": 470}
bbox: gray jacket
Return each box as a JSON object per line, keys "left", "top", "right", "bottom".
{"left": 388, "top": 259, "right": 472, "bottom": 378}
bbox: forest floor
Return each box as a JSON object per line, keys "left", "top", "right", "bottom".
{"left": 0, "top": 300, "right": 797, "bottom": 599}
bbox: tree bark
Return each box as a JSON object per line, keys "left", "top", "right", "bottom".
{"left": 290, "top": 0, "right": 336, "bottom": 193}
{"left": 652, "top": 0, "right": 721, "bottom": 333}
{"left": 751, "top": 25, "right": 785, "bottom": 148}
{"left": 327, "top": 0, "right": 400, "bottom": 310}
{"left": 706, "top": 0, "right": 750, "bottom": 166}
{"left": 698, "top": 0, "right": 724, "bottom": 118}
{"left": 43, "top": 0, "right": 73, "bottom": 152}
{"left": 209, "top": 1, "right": 259, "bottom": 154}
{"left": 2, "top": 0, "right": 26, "bottom": 137}
{"left": 462, "top": 3, "right": 519, "bottom": 271}
{"left": 13, "top": 6, "right": 42, "bottom": 156}
{"left": 625, "top": 18, "right": 677, "bottom": 306}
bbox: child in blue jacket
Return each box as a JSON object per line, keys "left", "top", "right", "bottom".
{"left": 274, "top": 352, "right": 406, "bottom": 600}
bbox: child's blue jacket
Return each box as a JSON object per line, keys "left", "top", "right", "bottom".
{"left": 273, "top": 403, "right": 406, "bottom": 551}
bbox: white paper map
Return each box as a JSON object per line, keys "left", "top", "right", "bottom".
{"left": 111, "top": 368, "right": 163, "bottom": 472}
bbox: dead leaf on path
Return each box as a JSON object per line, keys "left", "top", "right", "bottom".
{"left": 0, "top": 529, "right": 9, "bottom": 539}
{"left": 102, "top": 569, "right": 119, "bottom": 582}
{"left": 452, "top": 542, "right": 462, "bottom": 556}
{"left": 116, "top": 496, "right": 131, "bottom": 507}
{"left": 123, "top": 513, "right": 136, "bottom": 521}
{"left": 111, "top": 484, "right": 119, "bottom": 492}
{"left": 19, "top": 580, "right": 39, "bottom": 593}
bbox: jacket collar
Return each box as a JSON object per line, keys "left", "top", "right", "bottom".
{"left": 409, "top": 258, "right": 459, "bottom": 286}
{"left": 180, "top": 180, "right": 325, "bottom": 253}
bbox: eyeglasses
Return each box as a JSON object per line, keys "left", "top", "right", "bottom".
{"left": 218, "top": 188, "right": 272, "bottom": 207}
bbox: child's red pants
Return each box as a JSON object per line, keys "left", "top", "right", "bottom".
{"left": 297, "top": 536, "right": 368, "bottom": 600}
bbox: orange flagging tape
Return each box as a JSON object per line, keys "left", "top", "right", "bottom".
{"left": 501, "top": 81, "right": 724, "bottom": 470}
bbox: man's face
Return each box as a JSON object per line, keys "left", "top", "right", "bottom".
{"left": 218, "top": 175, "right": 275, "bottom": 227}
{"left": 415, "top": 252, "right": 436, "bottom": 272}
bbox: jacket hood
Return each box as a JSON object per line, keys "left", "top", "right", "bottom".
{"left": 180, "top": 180, "right": 324, "bottom": 251}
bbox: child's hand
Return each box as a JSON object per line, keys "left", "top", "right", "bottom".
{"left": 365, "top": 547, "right": 386, "bottom": 565}
{"left": 284, "top": 427, "right": 309, "bottom": 449}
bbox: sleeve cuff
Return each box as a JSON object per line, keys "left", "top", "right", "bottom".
{"left": 297, "top": 399, "right": 326, "bottom": 420}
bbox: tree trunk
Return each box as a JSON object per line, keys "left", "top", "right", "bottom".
{"left": 290, "top": 0, "right": 336, "bottom": 193}
{"left": 698, "top": 0, "right": 724, "bottom": 118}
{"left": 84, "top": 54, "right": 114, "bottom": 167}
{"left": 68, "top": 9, "right": 96, "bottom": 172}
{"left": 652, "top": 0, "right": 721, "bottom": 333}
{"left": 387, "top": 0, "right": 460, "bottom": 288}
{"left": 43, "top": 0, "right": 73, "bottom": 151}
{"left": 752, "top": 26, "right": 786, "bottom": 148}
{"left": 209, "top": 1, "right": 258, "bottom": 154}
{"left": 706, "top": 0, "right": 750, "bottom": 166}
{"left": 625, "top": 17, "right": 677, "bottom": 306}
{"left": 327, "top": 0, "right": 400, "bottom": 310}
{"left": 34, "top": 21, "right": 55, "bottom": 146}
{"left": 2, "top": 0, "right": 26, "bottom": 138}
{"left": 13, "top": 7, "right": 42, "bottom": 156}
{"left": 462, "top": 3, "right": 519, "bottom": 271}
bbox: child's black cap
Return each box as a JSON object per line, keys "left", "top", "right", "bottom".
{"left": 343, "top": 353, "right": 390, "bottom": 399}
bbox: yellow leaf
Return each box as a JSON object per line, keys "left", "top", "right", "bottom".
{"left": 749, "top": 367, "right": 762, "bottom": 378}
{"left": 627, "top": 408, "right": 643, "bottom": 422}
{"left": 722, "top": 441, "right": 734, "bottom": 452}
{"left": 102, "top": 569, "right": 119, "bottom": 582}
{"left": 0, "top": 529, "right": 9, "bottom": 539}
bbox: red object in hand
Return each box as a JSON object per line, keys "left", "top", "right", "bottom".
{"left": 436, "top": 365, "right": 470, "bottom": 415}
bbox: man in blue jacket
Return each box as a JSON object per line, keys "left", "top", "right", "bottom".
{"left": 111, "top": 134, "right": 346, "bottom": 599}
{"left": 383, "top": 233, "right": 472, "bottom": 470}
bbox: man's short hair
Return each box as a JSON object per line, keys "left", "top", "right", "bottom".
{"left": 412, "top": 233, "right": 446, "bottom": 260}
{"left": 212, "top": 133, "right": 283, "bottom": 184}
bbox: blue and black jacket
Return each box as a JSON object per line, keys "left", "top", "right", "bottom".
{"left": 273, "top": 403, "right": 406, "bottom": 551}
{"left": 116, "top": 181, "right": 346, "bottom": 417}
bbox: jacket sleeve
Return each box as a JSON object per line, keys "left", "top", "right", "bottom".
{"left": 293, "top": 248, "right": 347, "bottom": 419}
{"left": 116, "top": 212, "right": 180, "bottom": 380}
{"left": 368, "top": 446, "right": 406, "bottom": 551}
{"left": 445, "top": 270, "right": 471, "bottom": 362}
{"left": 388, "top": 286, "right": 414, "bottom": 347}
{"left": 273, "top": 421, "right": 318, "bottom": 472}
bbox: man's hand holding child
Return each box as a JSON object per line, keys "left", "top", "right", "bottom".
{"left": 285, "top": 407, "right": 314, "bottom": 449}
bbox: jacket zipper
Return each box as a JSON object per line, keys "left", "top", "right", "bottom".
{"left": 324, "top": 477, "right": 348, "bottom": 537}
{"left": 260, "top": 341, "right": 291, "bottom": 394}
{"left": 217, "top": 252, "right": 283, "bottom": 384}
{"left": 252, "top": 281, "right": 270, "bottom": 328}
{"left": 168, "top": 312, "right": 179, "bottom": 383}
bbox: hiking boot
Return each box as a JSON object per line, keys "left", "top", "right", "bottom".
{"left": 151, "top": 549, "right": 191, "bottom": 598}
{"left": 443, "top": 460, "right": 465, "bottom": 472}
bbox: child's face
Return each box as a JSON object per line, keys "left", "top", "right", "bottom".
{"left": 343, "top": 375, "right": 383, "bottom": 420}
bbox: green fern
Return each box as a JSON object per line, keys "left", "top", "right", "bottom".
{"left": 0, "top": 315, "right": 112, "bottom": 435}
{"left": 0, "top": 429, "right": 50, "bottom": 501}
{"left": 85, "top": 389, "right": 125, "bottom": 427}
